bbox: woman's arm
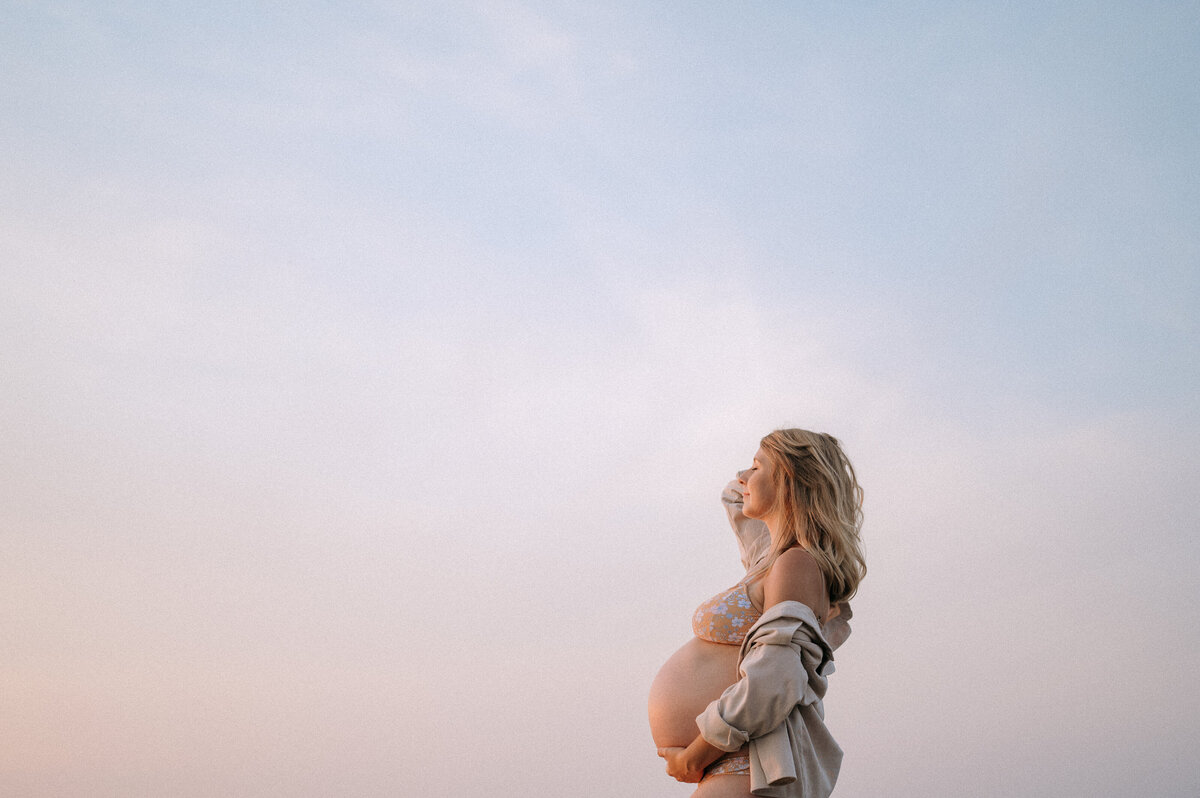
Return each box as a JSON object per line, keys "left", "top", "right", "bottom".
{"left": 771, "top": 548, "right": 851, "bottom": 649}
{"left": 722, "top": 473, "right": 771, "bottom": 572}
{"left": 657, "top": 739, "right": 725, "bottom": 783}
{"left": 763, "top": 548, "right": 829, "bottom": 620}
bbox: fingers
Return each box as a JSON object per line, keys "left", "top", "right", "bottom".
{"left": 657, "top": 747, "right": 705, "bottom": 784}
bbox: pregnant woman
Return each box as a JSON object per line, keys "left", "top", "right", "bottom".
{"left": 647, "top": 429, "right": 865, "bottom": 797}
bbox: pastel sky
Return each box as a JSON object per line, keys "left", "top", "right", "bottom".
{"left": 3, "top": 2, "right": 1198, "bottom": 796}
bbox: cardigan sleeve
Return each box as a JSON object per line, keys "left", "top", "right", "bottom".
{"left": 695, "top": 610, "right": 830, "bottom": 752}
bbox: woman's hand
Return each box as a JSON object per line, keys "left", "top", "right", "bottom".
{"left": 656, "top": 746, "right": 706, "bottom": 783}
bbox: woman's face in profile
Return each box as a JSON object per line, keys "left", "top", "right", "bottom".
{"left": 741, "top": 446, "right": 777, "bottom": 521}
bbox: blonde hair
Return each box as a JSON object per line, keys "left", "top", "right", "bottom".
{"left": 747, "top": 429, "right": 866, "bottom": 604}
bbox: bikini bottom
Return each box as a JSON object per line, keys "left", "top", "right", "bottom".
{"left": 701, "top": 746, "right": 750, "bottom": 780}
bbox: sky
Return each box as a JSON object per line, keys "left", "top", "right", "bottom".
{"left": 2, "top": 2, "right": 1198, "bottom": 796}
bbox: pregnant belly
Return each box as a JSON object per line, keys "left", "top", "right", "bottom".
{"left": 647, "top": 637, "right": 742, "bottom": 749}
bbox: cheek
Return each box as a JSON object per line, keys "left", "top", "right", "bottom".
{"left": 752, "top": 479, "right": 772, "bottom": 508}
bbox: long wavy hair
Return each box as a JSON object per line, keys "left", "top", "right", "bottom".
{"left": 746, "top": 428, "right": 866, "bottom": 604}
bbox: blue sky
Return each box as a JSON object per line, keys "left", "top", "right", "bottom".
{"left": 3, "top": 2, "right": 1199, "bottom": 796}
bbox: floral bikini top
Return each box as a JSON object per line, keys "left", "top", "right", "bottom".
{"left": 692, "top": 581, "right": 763, "bottom": 645}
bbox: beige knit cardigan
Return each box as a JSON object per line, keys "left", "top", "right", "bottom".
{"left": 696, "top": 600, "right": 843, "bottom": 797}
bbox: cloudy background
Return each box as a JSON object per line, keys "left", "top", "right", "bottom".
{"left": 3, "top": 2, "right": 1198, "bottom": 796}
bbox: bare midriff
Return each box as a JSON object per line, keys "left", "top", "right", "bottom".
{"left": 647, "top": 636, "right": 742, "bottom": 749}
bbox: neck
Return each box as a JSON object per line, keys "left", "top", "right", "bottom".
{"left": 763, "top": 513, "right": 785, "bottom": 545}
{"left": 765, "top": 514, "right": 812, "bottom": 551}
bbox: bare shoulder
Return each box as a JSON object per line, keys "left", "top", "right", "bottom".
{"left": 763, "top": 547, "right": 829, "bottom": 615}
